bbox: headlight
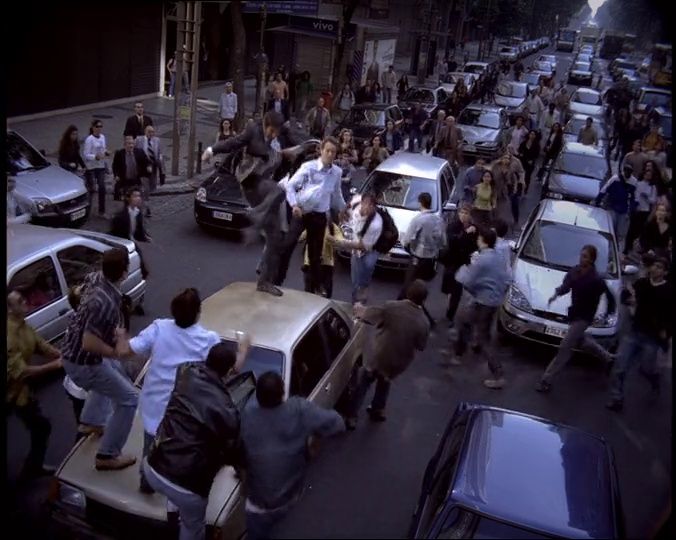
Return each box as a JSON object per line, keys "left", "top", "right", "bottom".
{"left": 592, "top": 312, "right": 618, "bottom": 328}
{"left": 195, "top": 187, "right": 207, "bottom": 203}
{"left": 477, "top": 141, "right": 498, "bottom": 148}
{"left": 507, "top": 285, "right": 533, "bottom": 313}
{"left": 51, "top": 480, "right": 86, "bottom": 518}
{"left": 32, "top": 197, "right": 54, "bottom": 213}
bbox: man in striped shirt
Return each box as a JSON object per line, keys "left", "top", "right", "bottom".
{"left": 62, "top": 248, "right": 139, "bottom": 471}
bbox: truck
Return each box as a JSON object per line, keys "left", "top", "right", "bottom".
{"left": 556, "top": 29, "right": 578, "bottom": 52}
{"left": 580, "top": 24, "right": 601, "bottom": 48}
{"left": 599, "top": 30, "right": 624, "bottom": 59}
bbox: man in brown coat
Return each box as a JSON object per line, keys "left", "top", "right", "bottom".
{"left": 436, "top": 116, "right": 464, "bottom": 169}
{"left": 344, "top": 280, "right": 430, "bottom": 430}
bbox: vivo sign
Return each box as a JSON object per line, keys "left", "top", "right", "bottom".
{"left": 287, "top": 16, "right": 353, "bottom": 38}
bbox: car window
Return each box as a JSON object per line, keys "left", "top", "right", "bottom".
{"left": 440, "top": 166, "right": 454, "bottom": 202}
{"left": 497, "top": 83, "right": 527, "bottom": 98}
{"left": 573, "top": 62, "right": 591, "bottom": 71}
{"left": 7, "top": 132, "right": 50, "bottom": 175}
{"left": 458, "top": 109, "right": 500, "bottom": 129}
{"left": 554, "top": 151, "right": 607, "bottom": 179}
{"left": 364, "top": 171, "right": 439, "bottom": 211}
{"left": 221, "top": 339, "right": 284, "bottom": 379}
{"left": 8, "top": 257, "right": 62, "bottom": 315}
{"left": 57, "top": 245, "right": 102, "bottom": 289}
{"left": 640, "top": 92, "right": 672, "bottom": 109}
{"left": 572, "top": 91, "right": 602, "bottom": 105}
{"left": 291, "top": 320, "right": 330, "bottom": 397}
{"left": 521, "top": 220, "right": 618, "bottom": 277}
{"left": 403, "top": 88, "right": 435, "bottom": 103}
{"left": 320, "top": 309, "right": 350, "bottom": 363}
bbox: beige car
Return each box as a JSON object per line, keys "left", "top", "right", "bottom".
{"left": 50, "top": 282, "right": 364, "bottom": 539}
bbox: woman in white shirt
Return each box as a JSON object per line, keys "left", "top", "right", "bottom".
{"left": 83, "top": 119, "right": 111, "bottom": 217}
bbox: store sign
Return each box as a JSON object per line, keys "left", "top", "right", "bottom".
{"left": 288, "top": 16, "right": 356, "bottom": 39}
{"left": 243, "top": 1, "right": 318, "bottom": 16}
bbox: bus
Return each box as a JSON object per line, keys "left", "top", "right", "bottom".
{"left": 556, "top": 29, "right": 578, "bottom": 52}
{"left": 580, "top": 24, "right": 601, "bottom": 48}
{"left": 622, "top": 34, "right": 637, "bottom": 54}
{"left": 599, "top": 30, "right": 624, "bottom": 59}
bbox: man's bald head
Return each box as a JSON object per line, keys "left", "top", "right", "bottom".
{"left": 7, "top": 290, "right": 27, "bottom": 318}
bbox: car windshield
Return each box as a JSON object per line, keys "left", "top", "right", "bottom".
{"left": 363, "top": 171, "right": 438, "bottom": 211}
{"left": 574, "top": 62, "right": 591, "bottom": 71}
{"left": 403, "top": 88, "right": 435, "bottom": 103}
{"left": 565, "top": 119, "right": 607, "bottom": 141}
{"left": 521, "top": 220, "right": 617, "bottom": 277}
{"left": 535, "top": 62, "right": 552, "bottom": 71}
{"left": 572, "top": 91, "right": 602, "bottom": 105}
{"left": 615, "top": 60, "right": 636, "bottom": 70}
{"left": 458, "top": 109, "right": 501, "bottom": 129}
{"left": 497, "top": 83, "right": 527, "bottom": 98}
{"left": 640, "top": 92, "right": 672, "bottom": 109}
{"left": 523, "top": 74, "right": 541, "bottom": 86}
{"left": 221, "top": 339, "right": 285, "bottom": 379}
{"left": 554, "top": 151, "right": 607, "bottom": 178}
{"left": 463, "top": 65, "right": 484, "bottom": 74}
{"left": 501, "top": 47, "right": 516, "bottom": 54}
{"left": 578, "top": 54, "right": 592, "bottom": 62}
{"left": 7, "top": 132, "right": 50, "bottom": 174}
{"left": 345, "top": 108, "right": 386, "bottom": 127}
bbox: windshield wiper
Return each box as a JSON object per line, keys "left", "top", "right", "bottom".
{"left": 520, "top": 255, "right": 570, "bottom": 272}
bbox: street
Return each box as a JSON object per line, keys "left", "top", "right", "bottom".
{"left": 7, "top": 37, "right": 672, "bottom": 540}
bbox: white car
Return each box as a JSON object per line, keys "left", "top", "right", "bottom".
{"left": 461, "top": 61, "right": 492, "bottom": 77}
{"left": 441, "top": 72, "right": 477, "bottom": 96}
{"left": 536, "top": 54, "right": 557, "bottom": 72}
{"left": 532, "top": 61, "right": 553, "bottom": 77}
{"left": 499, "top": 199, "right": 638, "bottom": 350}
{"left": 632, "top": 87, "right": 672, "bottom": 118}
{"left": 493, "top": 81, "right": 529, "bottom": 117}
{"left": 568, "top": 88, "right": 604, "bottom": 120}
{"left": 568, "top": 61, "right": 593, "bottom": 86}
{"left": 499, "top": 46, "right": 519, "bottom": 63}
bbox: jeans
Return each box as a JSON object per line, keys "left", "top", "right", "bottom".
{"left": 510, "top": 193, "right": 521, "bottom": 225}
{"left": 408, "top": 127, "right": 423, "bottom": 152}
{"left": 6, "top": 399, "right": 51, "bottom": 474}
{"left": 383, "top": 87, "right": 393, "bottom": 104}
{"left": 303, "top": 265, "right": 334, "bottom": 298}
{"left": 279, "top": 211, "right": 327, "bottom": 293}
{"left": 445, "top": 272, "right": 464, "bottom": 323}
{"left": 246, "top": 507, "right": 290, "bottom": 540}
{"left": 351, "top": 251, "right": 379, "bottom": 304}
{"left": 143, "top": 459, "right": 208, "bottom": 540}
{"left": 541, "top": 319, "right": 612, "bottom": 384}
{"left": 455, "top": 302, "right": 503, "bottom": 378}
{"left": 85, "top": 168, "right": 107, "bottom": 214}
{"left": 346, "top": 367, "right": 392, "bottom": 418}
{"left": 609, "top": 210, "right": 630, "bottom": 246}
{"left": 624, "top": 211, "right": 649, "bottom": 255}
{"left": 608, "top": 331, "right": 660, "bottom": 402}
{"left": 63, "top": 358, "right": 138, "bottom": 458}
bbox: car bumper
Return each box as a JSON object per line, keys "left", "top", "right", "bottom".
{"left": 499, "top": 304, "right": 618, "bottom": 349}
{"left": 461, "top": 144, "right": 502, "bottom": 161}
{"left": 32, "top": 204, "right": 90, "bottom": 227}
{"left": 194, "top": 201, "right": 251, "bottom": 230}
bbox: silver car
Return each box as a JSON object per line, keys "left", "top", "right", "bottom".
{"left": 493, "top": 81, "right": 529, "bottom": 119}
{"left": 563, "top": 115, "right": 609, "bottom": 149}
{"left": 499, "top": 199, "right": 638, "bottom": 350}
{"left": 536, "top": 54, "right": 557, "bottom": 73}
{"left": 457, "top": 104, "right": 509, "bottom": 161}
{"left": 568, "top": 62, "right": 593, "bottom": 86}
{"left": 499, "top": 46, "right": 519, "bottom": 63}
{"left": 7, "top": 130, "right": 90, "bottom": 226}
{"left": 543, "top": 142, "right": 609, "bottom": 203}
{"left": 568, "top": 88, "right": 604, "bottom": 120}
{"left": 7, "top": 224, "right": 147, "bottom": 343}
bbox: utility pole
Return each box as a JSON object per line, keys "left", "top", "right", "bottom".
{"left": 254, "top": 3, "right": 268, "bottom": 114}
{"left": 186, "top": 1, "right": 202, "bottom": 179}
{"left": 171, "top": 2, "right": 187, "bottom": 177}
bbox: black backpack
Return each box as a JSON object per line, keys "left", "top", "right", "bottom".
{"left": 360, "top": 206, "right": 399, "bottom": 254}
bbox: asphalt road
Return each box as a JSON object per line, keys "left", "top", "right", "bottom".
{"left": 8, "top": 46, "right": 671, "bottom": 539}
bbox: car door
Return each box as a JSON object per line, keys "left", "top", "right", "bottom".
{"left": 440, "top": 165, "right": 456, "bottom": 205}
{"left": 8, "top": 254, "right": 70, "bottom": 342}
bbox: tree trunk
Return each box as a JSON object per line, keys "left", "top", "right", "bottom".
{"left": 330, "top": 0, "right": 360, "bottom": 96}
{"left": 230, "top": 0, "right": 247, "bottom": 130}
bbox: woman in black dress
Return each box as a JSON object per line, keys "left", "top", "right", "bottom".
{"left": 58, "top": 125, "right": 85, "bottom": 174}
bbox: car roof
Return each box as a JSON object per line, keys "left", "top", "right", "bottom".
{"left": 654, "top": 106, "right": 672, "bottom": 117}
{"left": 464, "top": 62, "right": 488, "bottom": 67}
{"left": 538, "top": 199, "right": 613, "bottom": 233}
{"left": 639, "top": 87, "right": 672, "bottom": 96}
{"left": 452, "top": 404, "right": 616, "bottom": 539}
{"left": 464, "top": 103, "right": 504, "bottom": 113}
{"left": 573, "top": 87, "right": 600, "bottom": 97}
{"left": 8, "top": 224, "right": 81, "bottom": 267}
{"left": 353, "top": 103, "right": 396, "bottom": 111}
{"left": 499, "top": 81, "right": 528, "bottom": 90}
{"left": 373, "top": 152, "right": 447, "bottom": 180}
{"left": 199, "top": 282, "right": 331, "bottom": 351}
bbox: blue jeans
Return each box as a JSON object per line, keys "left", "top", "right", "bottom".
{"left": 246, "top": 507, "right": 289, "bottom": 540}
{"left": 63, "top": 358, "right": 138, "bottom": 458}
{"left": 408, "top": 127, "right": 423, "bottom": 152}
{"left": 609, "top": 210, "right": 630, "bottom": 246}
{"left": 169, "top": 73, "right": 176, "bottom": 97}
{"left": 608, "top": 331, "right": 660, "bottom": 402}
{"left": 346, "top": 366, "right": 391, "bottom": 418}
{"left": 351, "top": 251, "right": 379, "bottom": 304}
{"left": 85, "top": 168, "right": 107, "bottom": 214}
{"left": 143, "top": 459, "right": 208, "bottom": 540}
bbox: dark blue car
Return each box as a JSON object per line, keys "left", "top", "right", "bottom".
{"left": 409, "top": 403, "right": 625, "bottom": 539}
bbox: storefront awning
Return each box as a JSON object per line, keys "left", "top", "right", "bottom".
{"left": 267, "top": 25, "right": 336, "bottom": 40}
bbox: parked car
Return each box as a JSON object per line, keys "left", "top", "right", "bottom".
{"left": 499, "top": 46, "right": 519, "bottom": 63}
{"left": 345, "top": 153, "right": 457, "bottom": 268}
{"left": 194, "top": 140, "right": 320, "bottom": 234}
{"left": 532, "top": 60, "right": 554, "bottom": 78}
{"left": 567, "top": 88, "right": 605, "bottom": 120}
{"left": 576, "top": 53, "right": 593, "bottom": 65}
{"left": 536, "top": 54, "right": 557, "bottom": 73}
{"left": 7, "top": 224, "right": 146, "bottom": 343}
{"left": 461, "top": 61, "right": 494, "bottom": 78}
{"left": 568, "top": 61, "right": 594, "bottom": 86}
{"left": 50, "top": 282, "right": 365, "bottom": 539}
{"left": 493, "top": 81, "right": 529, "bottom": 121}
{"left": 398, "top": 87, "right": 447, "bottom": 119}
{"left": 611, "top": 59, "right": 639, "bottom": 81}
{"left": 440, "top": 72, "right": 477, "bottom": 97}
{"left": 7, "top": 130, "right": 90, "bottom": 227}
{"left": 457, "top": 104, "right": 509, "bottom": 161}
{"left": 653, "top": 106, "right": 673, "bottom": 168}
{"left": 563, "top": 115, "right": 610, "bottom": 150}
{"left": 631, "top": 87, "right": 672, "bottom": 120}
{"left": 499, "top": 199, "right": 638, "bottom": 350}
{"left": 522, "top": 71, "right": 545, "bottom": 87}
{"left": 543, "top": 141, "right": 609, "bottom": 202}
{"left": 409, "top": 401, "right": 625, "bottom": 539}
{"left": 333, "top": 103, "right": 405, "bottom": 148}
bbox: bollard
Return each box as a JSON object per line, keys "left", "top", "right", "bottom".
{"left": 197, "top": 142, "right": 202, "bottom": 174}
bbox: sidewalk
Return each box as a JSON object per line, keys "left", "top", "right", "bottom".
{"left": 7, "top": 78, "right": 259, "bottom": 196}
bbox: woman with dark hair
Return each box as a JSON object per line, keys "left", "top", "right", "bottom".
{"left": 640, "top": 202, "right": 671, "bottom": 256}
{"left": 215, "top": 118, "right": 236, "bottom": 143}
{"left": 296, "top": 71, "right": 314, "bottom": 114}
{"left": 517, "top": 129, "right": 540, "bottom": 192}
{"left": 396, "top": 74, "right": 409, "bottom": 100}
{"left": 537, "top": 122, "right": 563, "bottom": 181}
{"left": 336, "top": 82, "right": 355, "bottom": 122}
{"left": 373, "top": 82, "right": 384, "bottom": 104}
{"left": 471, "top": 170, "right": 496, "bottom": 228}
{"left": 383, "top": 120, "right": 403, "bottom": 154}
{"left": 58, "top": 125, "right": 85, "bottom": 174}
{"left": 362, "top": 135, "right": 390, "bottom": 172}
{"left": 643, "top": 159, "right": 669, "bottom": 199}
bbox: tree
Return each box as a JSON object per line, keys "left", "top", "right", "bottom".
{"left": 229, "top": 0, "right": 246, "bottom": 130}
{"left": 330, "top": 0, "right": 360, "bottom": 96}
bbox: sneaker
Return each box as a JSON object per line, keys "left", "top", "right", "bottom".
{"left": 366, "top": 407, "right": 386, "bottom": 422}
{"left": 534, "top": 380, "right": 552, "bottom": 393}
{"left": 483, "top": 378, "right": 506, "bottom": 389}
{"left": 256, "top": 282, "right": 283, "bottom": 297}
{"left": 605, "top": 399, "right": 623, "bottom": 412}
{"left": 95, "top": 454, "right": 137, "bottom": 471}
{"left": 345, "top": 417, "right": 357, "bottom": 431}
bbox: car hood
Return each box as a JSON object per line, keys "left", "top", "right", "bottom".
{"left": 512, "top": 259, "right": 618, "bottom": 316}
{"left": 549, "top": 172, "right": 602, "bottom": 202}
{"left": 203, "top": 172, "right": 248, "bottom": 204}
{"left": 569, "top": 102, "right": 603, "bottom": 117}
{"left": 13, "top": 165, "right": 87, "bottom": 203}
{"left": 460, "top": 125, "right": 500, "bottom": 144}
{"left": 399, "top": 101, "right": 436, "bottom": 114}
{"left": 494, "top": 95, "right": 525, "bottom": 109}
{"left": 571, "top": 69, "right": 592, "bottom": 75}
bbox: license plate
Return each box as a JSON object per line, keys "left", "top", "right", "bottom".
{"left": 544, "top": 326, "right": 567, "bottom": 338}
{"left": 213, "top": 211, "right": 233, "bottom": 221}
{"left": 70, "top": 208, "right": 87, "bottom": 221}
{"left": 464, "top": 144, "right": 476, "bottom": 152}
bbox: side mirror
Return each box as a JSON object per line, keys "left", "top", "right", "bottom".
{"left": 443, "top": 201, "right": 457, "bottom": 213}
{"left": 622, "top": 264, "right": 639, "bottom": 276}
{"left": 349, "top": 187, "right": 358, "bottom": 195}
{"left": 508, "top": 240, "right": 517, "bottom": 252}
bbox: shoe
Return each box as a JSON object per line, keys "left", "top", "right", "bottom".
{"left": 78, "top": 424, "right": 104, "bottom": 437}
{"left": 534, "top": 380, "right": 552, "bottom": 393}
{"left": 366, "top": 407, "right": 386, "bottom": 422}
{"left": 345, "top": 417, "right": 357, "bottom": 431}
{"left": 256, "top": 282, "right": 283, "bottom": 297}
{"left": 95, "top": 454, "right": 137, "bottom": 471}
{"left": 139, "top": 477, "right": 155, "bottom": 494}
{"left": 605, "top": 399, "right": 623, "bottom": 412}
{"left": 483, "top": 378, "right": 506, "bottom": 389}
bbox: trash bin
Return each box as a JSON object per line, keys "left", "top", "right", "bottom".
{"left": 321, "top": 90, "right": 333, "bottom": 110}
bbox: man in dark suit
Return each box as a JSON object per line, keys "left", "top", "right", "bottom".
{"left": 123, "top": 102, "right": 154, "bottom": 139}
{"left": 265, "top": 89, "right": 290, "bottom": 121}
{"left": 110, "top": 187, "right": 150, "bottom": 287}
{"left": 112, "top": 136, "right": 151, "bottom": 204}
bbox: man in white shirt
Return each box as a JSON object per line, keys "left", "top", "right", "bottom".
{"left": 115, "top": 288, "right": 221, "bottom": 494}
{"left": 381, "top": 65, "right": 397, "bottom": 104}
{"left": 523, "top": 89, "right": 544, "bottom": 131}
{"left": 219, "top": 82, "right": 238, "bottom": 125}
{"left": 507, "top": 115, "right": 529, "bottom": 155}
{"left": 279, "top": 137, "right": 346, "bottom": 294}
{"left": 327, "top": 193, "right": 383, "bottom": 305}
{"left": 539, "top": 103, "right": 560, "bottom": 135}
{"left": 83, "top": 119, "right": 111, "bottom": 217}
